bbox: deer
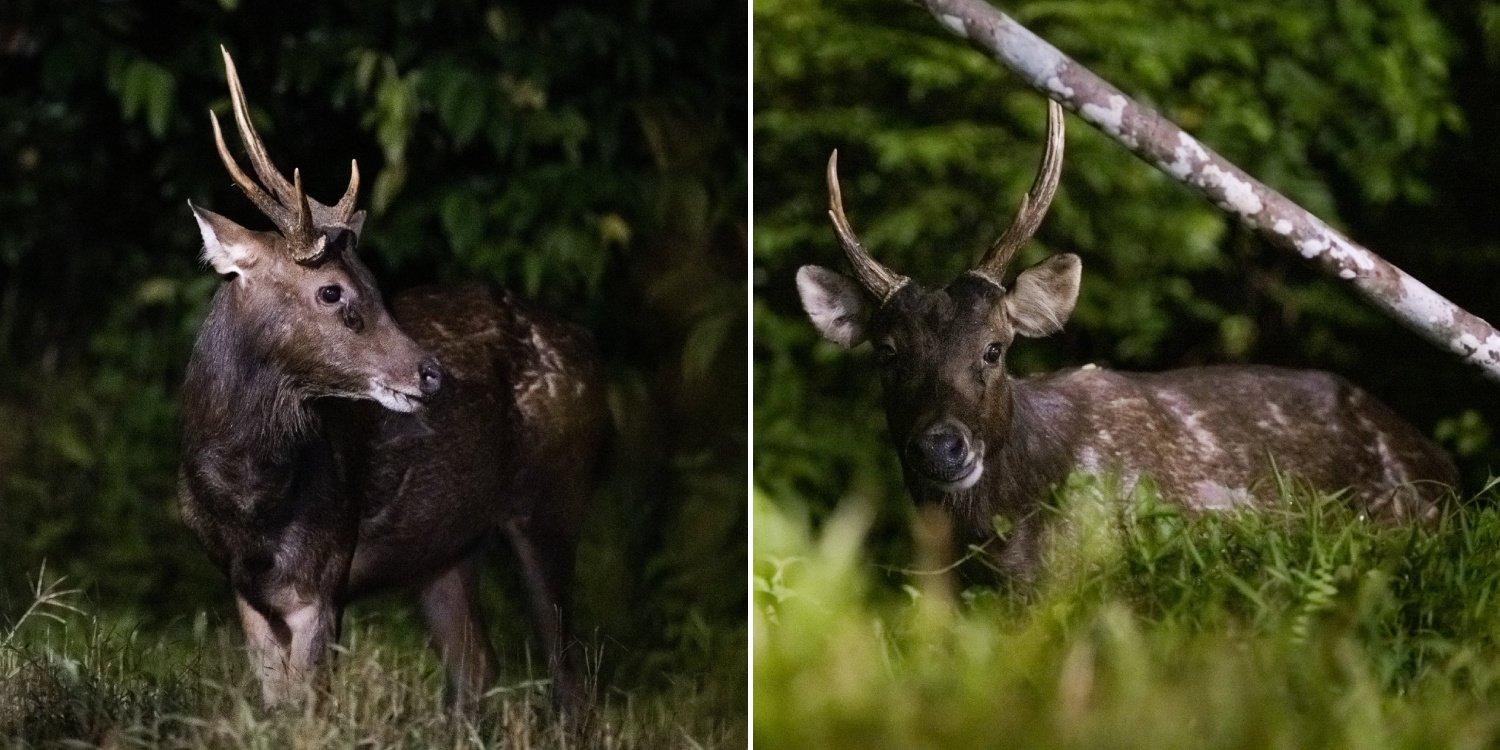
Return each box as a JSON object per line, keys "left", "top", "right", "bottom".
{"left": 178, "top": 48, "right": 606, "bottom": 713}
{"left": 795, "top": 100, "right": 1459, "bottom": 579}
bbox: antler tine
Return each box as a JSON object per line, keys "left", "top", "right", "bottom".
{"left": 291, "top": 170, "right": 312, "bottom": 235}
{"left": 974, "top": 99, "right": 1066, "bottom": 285}
{"left": 288, "top": 169, "right": 327, "bottom": 263}
{"left": 210, "top": 110, "right": 289, "bottom": 231}
{"left": 331, "top": 159, "right": 360, "bottom": 223}
{"left": 827, "top": 150, "right": 908, "bottom": 303}
{"left": 220, "top": 47, "right": 300, "bottom": 207}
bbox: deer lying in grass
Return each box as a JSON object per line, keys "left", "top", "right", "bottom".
{"left": 179, "top": 48, "right": 606, "bottom": 712}
{"left": 796, "top": 100, "right": 1458, "bottom": 578}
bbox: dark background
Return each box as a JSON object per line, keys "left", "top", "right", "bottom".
{"left": 755, "top": 0, "right": 1500, "bottom": 549}
{"left": 0, "top": 0, "right": 745, "bottom": 690}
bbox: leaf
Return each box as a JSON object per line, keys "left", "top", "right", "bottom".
{"left": 681, "top": 312, "right": 734, "bottom": 385}
{"left": 598, "top": 213, "right": 632, "bottom": 247}
{"left": 1218, "top": 314, "right": 1257, "bottom": 359}
{"left": 352, "top": 49, "right": 383, "bottom": 95}
{"left": 371, "top": 162, "right": 407, "bottom": 214}
{"left": 48, "top": 423, "right": 94, "bottom": 468}
{"left": 118, "top": 58, "right": 175, "bottom": 139}
{"left": 372, "top": 72, "right": 418, "bottom": 162}
{"left": 434, "top": 69, "right": 488, "bottom": 148}
{"left": 134, "top": 277, "right": 178, "bottom": 306}
{"left": 440, "top": 191, "right": 484, "bottom": 253}
{"left": 485, "top": 8, "right": 509, "bottom": 40}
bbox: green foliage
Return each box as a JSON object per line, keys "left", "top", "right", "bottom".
{"left": 755, "top": 479, "right": 1500, "bottom": 749}
{"left": 0, "top": 586, "right": 744, "bottom": 747}
{"left": 754, "top": 0, "right": 1500, "bottom": 527}
{"left": 0, "top": 0, "right": 744, "bottom": 704}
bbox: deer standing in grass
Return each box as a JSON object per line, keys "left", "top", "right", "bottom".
{"left": 796, "top": 101, "right": 1458, "bottom": 578}
{"left": 179, "top": 49, "right": 605, "bottom": 712}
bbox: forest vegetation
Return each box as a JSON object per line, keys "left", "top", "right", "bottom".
{"left": 1, "top": 1, "right": 746, "bottom": 745}
{"left": 755, "top": 0, "right": 1500, "bottom": 746}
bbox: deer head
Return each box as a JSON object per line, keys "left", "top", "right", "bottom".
{"left": 189, "top": 47, "right": 440, "bottom": 412}
{"left": 796, "top": 100, "right": 1080, "bottom": 492}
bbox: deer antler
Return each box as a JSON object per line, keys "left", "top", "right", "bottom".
{"left": 972, "top": 99, "right": 1065, "bottom": 286}
{"left": 211, "top": 46, "right": 361, "bottom": 264}
{"left": 827, "top": 150, "right": 910, "bottom": 303}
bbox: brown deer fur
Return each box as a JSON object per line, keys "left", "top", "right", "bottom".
{"left": 797, "top": 102, "right": 1457, "bottom": 579}
{"left": 179, "top": 49, "right": 604, "bottom": 712}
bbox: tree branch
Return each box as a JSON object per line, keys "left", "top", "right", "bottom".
{"left": 917, "top": 0, "right": 1500, "bottom": 384}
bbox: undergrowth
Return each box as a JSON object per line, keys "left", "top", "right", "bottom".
{"left": 754, "top": 477, "right": 1500, "bottom": 749}
{"left": 0, "top": 579, "right": 743, "bottom": 749}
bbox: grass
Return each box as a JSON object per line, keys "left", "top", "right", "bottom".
{"left": 754, "top": 476, "right": 1500, "bottom": 749}
{"left": 0, "top": 577, "right": 744, "bottom": 749}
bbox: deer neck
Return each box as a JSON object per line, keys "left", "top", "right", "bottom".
{"left": 994, "top": 379, "right": 1075, "bottom": 502}
{"left": 182, "top": 286, "right": 318, "bottom": 468}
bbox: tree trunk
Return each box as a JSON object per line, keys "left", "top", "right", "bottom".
{"left": 917, "top": 0, "right": 1500, "bottom": 384}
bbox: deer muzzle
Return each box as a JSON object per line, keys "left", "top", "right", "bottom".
{"left": 418, "top": 357, "right": 442, "bottom": 397}
{"left": 907, "top": 418, "right": 985, "bottom": 492}
{"left": 368, "top": 353, "right": 443, "bottom": 414}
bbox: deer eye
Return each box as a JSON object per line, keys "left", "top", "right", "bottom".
{"left": 318, "top": 285, "right": 343, "bottom": 305}
{"left": 875, "top": 342, "right": 897, "bottom": 365}
{"left": 983, "top": 342, "right": 1003, "bottom": 364}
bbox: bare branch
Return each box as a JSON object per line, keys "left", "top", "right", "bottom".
{"left": 917, "top": 0, "right": 1500, "bottom": 383}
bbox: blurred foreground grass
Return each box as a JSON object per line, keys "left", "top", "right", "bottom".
{"left": 0, "top": 581, "right": 744, "bottom": 749}
{"left": 754, "top": 479, "right": 1500, "bottom": 749}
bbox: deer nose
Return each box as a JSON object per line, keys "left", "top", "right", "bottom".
{"left": 908, "top": 420, "right": 974, "bottom": 483}
{"left": 418, "top": 358, "right": 443, "bottom": 396}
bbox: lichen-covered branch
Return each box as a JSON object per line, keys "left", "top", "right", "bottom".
{"left": 917, "top": 0, "right": 1500, "bottom": 383}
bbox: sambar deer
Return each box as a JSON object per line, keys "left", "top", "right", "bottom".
{"left": 796, "top": 100, "right": 1458, "bottom": 579}
{"left": 179, "top": 49, "right": 605, "bottom": 712}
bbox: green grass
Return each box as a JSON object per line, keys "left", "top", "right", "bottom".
{"left": 754, "top": 478, "right": 1500, "bottom": 749}
{"left": 0, "top": 575, "right": 744, "bottom": 749}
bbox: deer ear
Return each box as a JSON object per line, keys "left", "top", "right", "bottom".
{"left": 1005, "top": 253, "right": 1081, "bottom": 338}
{"left": 796, "top": 265, "right": 870, "bottom": 348}
{"left": 189, "top": 202, "right": 263, "bottom": 278}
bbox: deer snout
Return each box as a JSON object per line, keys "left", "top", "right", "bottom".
{"left": 418, "top": 357, "right": 443, "bottom": 397}
{"left": 907, "top": 419, "right": 982, "bottom": 489}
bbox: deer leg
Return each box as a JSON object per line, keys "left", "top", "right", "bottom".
{"left": 235, "top": 593, "right": 337, "bottom": 709}
{"left": 283, "top": 600, "right": 337, "bottom": 700}
{"left": 235, "top": 594, "right": 288, "bottom": 708}
{"left": 418, "top": 555, "right": 499, "bottom": 713}
{"left": 502, "top": 517, "right": 587, "bottom": 713}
